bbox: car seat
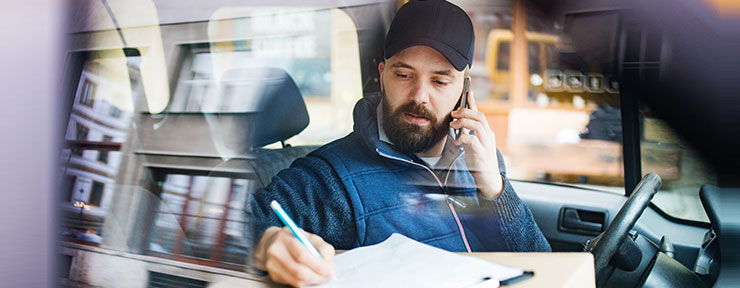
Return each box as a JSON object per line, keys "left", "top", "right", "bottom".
{"left": 218, "top": 67, "right": 317, "bottom": 188}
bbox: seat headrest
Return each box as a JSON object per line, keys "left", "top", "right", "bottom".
{"left": 221, "top": 67, "right": 309, "bottom": 148}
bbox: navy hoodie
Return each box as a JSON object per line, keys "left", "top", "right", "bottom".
{"left": 247, "top": 93, "right": 551, "bottom": 253}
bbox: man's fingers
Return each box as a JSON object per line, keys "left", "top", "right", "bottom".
{"left": 265, "top": 258, "right": 295, "bottom": 286}
{"left": 263, "top": 228, "right": 333, "bottom": 287}
{"left": 284, "top": 232, "right": 333, "bottom": 277}
{"left": 264, "top": 243, "right": 310, "bottom": 286}
{"left": 309, "top": 233, "right": 336, "bottom": 259}
{"left": 454, "top": 133, "right": 484, "bottom": 151}
{"left": 310, "top": 234, "right": 336, "bottom": 275}
{"left": 451, "top": 108, "right": 490, "bottom": 130}
{"left": 266, "top": 254, "right": 325, "bottom": 287}
{"left": 252, "top": 226, "right": 283, "bottom": 270}
{"left": 450, "top": 118, "right": 490, "bottom": 146}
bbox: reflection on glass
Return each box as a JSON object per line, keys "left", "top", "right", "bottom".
{"left": 455, "top": 1, "right": 625, "bottom": 191}
{"left": 164, "top": 8, "right": 361, "bottom": 146}
{"left": 182, "top": 217, "right": 219, "bottom": 260}
{"left": 641, "top": 114, "right": 715, "bottom": 223}
{"left": 497, "top": 42, "right": 511, "bottom": 71}
{"left": 58, "top": 3, "right": 361, "bottom": 285}
{"left": 148, "top": 174, "right": 251, "bottom": 266}
{"left": 150, "top": 212, "right": 178, "bottom": 254}
{"left": 79, "top": 79, "right": 96, "bottom": 107}
{"left": 60, "top": 52, "right": 134, "bottom": 244}
{"left": 527, "top": 42, "right": 540, "bottom": 74}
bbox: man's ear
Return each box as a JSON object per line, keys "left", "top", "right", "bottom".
{"left": 378, "top": 61, "right": 385, "bottom": 92}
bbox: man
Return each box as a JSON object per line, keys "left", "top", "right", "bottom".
{"left": 247, "top": 0, "right": 550, "bottom": 286}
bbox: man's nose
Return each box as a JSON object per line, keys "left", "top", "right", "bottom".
{"left": 408, "top": 79, "right": 431, "bottom": 105}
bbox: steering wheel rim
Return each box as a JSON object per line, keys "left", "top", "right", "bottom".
{"left": 584, "top": 173, "right": 662, "bottom": 286}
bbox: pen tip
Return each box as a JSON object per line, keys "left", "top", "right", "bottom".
{"left": 270, "top": 200, "right": 279, "bottom": 209}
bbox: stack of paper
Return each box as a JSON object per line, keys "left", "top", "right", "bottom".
{"left": 311, "top": 233, "right": 524, "bottom": 288}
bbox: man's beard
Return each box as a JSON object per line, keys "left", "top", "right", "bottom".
{"left": 381, "top": 92, "right": 453, "bottom": 154}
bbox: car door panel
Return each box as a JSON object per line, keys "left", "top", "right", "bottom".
{"left": 512, "top": 180, "right": 706, "bottom": 269}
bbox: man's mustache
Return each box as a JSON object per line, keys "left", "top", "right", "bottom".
{"left": 394, "top": 102, "right": 437, "bottom": 122}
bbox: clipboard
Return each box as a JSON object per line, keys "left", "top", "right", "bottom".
{"left": 500, "top": 271, "right": 534, "bottom": 286}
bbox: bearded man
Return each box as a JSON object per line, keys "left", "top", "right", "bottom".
{"left": 246, "top": 1, "right": 550, "bottom": 286}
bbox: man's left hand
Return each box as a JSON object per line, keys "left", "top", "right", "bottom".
{"left": 449, "top": 90, "right": 504, "bottom": 199}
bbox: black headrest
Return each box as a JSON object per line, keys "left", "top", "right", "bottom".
{"left": 221, "top": 67, "right": 309, "bottom": 148}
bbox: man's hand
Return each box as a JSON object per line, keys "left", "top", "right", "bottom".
{"left": 449, "top": 90, "right": 505, "bottom": 199}
{"left": 252, "top": 226, "right": 336, "bottom": 287}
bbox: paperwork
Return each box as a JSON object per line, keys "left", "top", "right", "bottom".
{"left": 311, "top": 233, "right": 524, "bottom": 288}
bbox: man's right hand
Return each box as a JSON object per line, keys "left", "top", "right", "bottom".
{"left": 252, "top": 226, "right": 336, "bottom": 287}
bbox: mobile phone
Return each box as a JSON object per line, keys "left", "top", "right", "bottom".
{"left": 455, "top": 76, "right": 471, "bottom": 139}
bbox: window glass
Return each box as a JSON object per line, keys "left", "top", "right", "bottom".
{"left": 641, "top": 113, "right": 714, "bottom": 222}
{"left": 497, "top": 42, "right": 511, "bottom": 71}
{"left": 455, "top": 2, "right": 624, "bottom": 193}
{"left": 527, "top": 42, "right": 541, "bottom": 75}
{"left": 96, "top": 135, "right": 113, "bottom": 163}
{"left": 172, "top": 50, "right": 331, "bottom": 112}
{"left": 148, "top": 174, "right": 252, "bottom": 266}
{"left": 168, "top": 8, "right": 362, "bottom": 146}
{"left": 462, "top": 2, "right": 512, "bottom": 103}
{"left": 72, "top": 123, "right": 88, "bottom": 156}
{"left": 59, "top": 3, "right": 362, "bottom": 274}
{"left": 79, "top": 79, "right": 96, "bottom": 107}
{"left": 60, "top": 51, "right": 134, "bottom": 245}
{"left": 619, "top": 17, "right": 711, "bottom": 223}
{"left": 89, "top": 181, "right": 104, "bottom": 207}
{"left": 55, "top": 1, "right": 722, "bottom": 287}
{"left": 110, "top": 105, "right": 121, "bottom": 118}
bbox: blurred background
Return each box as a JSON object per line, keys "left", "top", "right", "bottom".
{"left": 2, "top": 0, "right": 738, "bottom": 287}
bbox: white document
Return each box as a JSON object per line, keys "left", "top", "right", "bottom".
{"left": 311, "top": 233, "right": 524, "bottom": 288}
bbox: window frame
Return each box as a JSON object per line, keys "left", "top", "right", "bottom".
{"left": 96, "top": 135, "right": 113, "bottom": 163}
{"left": 89, "top": 181, "right": 104, "bottom": 207}
{"left": 615, "top": 13, "right": 711, "bottom": 228}
{"left": 79, "top": 78, "right": 96, "bottom": 107}
{"left": 73, "top": 123, "right": 89, "bottom": 156}
{"left": 110, "top": 105, "right": 121, "bottom": 118}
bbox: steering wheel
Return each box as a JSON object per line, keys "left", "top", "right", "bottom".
{"left": 584, "top": 173, "right": 662, "bottom": 286}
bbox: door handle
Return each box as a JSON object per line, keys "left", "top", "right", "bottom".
{"left": 560, "top": 207, "right": 606, "bottom": 235}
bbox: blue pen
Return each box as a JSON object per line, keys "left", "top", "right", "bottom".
{"left": 270, "top": 200, "right": 322, "bottom": 258}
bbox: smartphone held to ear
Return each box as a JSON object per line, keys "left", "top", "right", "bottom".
{"left": 455, "top": 76, "right": 471, "bottom": 139}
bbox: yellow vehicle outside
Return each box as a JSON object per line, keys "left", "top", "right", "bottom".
{"left": 485, "top": 28, "right": 558, "bottom": 103}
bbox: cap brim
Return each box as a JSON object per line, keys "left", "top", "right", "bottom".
{"left": 385, "top": 37, "right": 469, "bottom": 71}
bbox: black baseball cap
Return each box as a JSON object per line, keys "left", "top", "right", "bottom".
{"left": 383, "top": 0, "right": 475, "bottom": 71}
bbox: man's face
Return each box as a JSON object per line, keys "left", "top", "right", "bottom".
{"left": 379, "top": 45, "right": 467, "bottom": 154}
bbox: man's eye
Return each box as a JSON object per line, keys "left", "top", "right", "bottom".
{"left": 395, "top": 73, "right": 409, "bottom": 79}
{"left": 434, "top": 80, "right": 449, "bottom": 86}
